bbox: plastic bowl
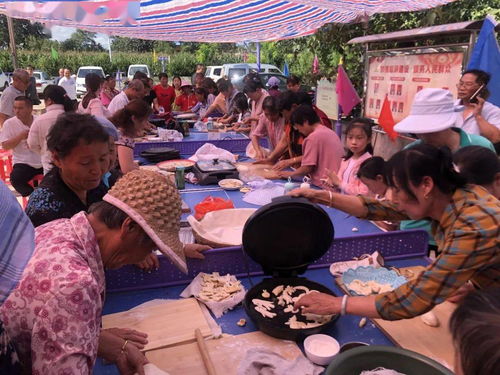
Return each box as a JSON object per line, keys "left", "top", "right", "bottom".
{"left": 325, "top": 345, "right": 454, "bottom": 375}
{"left": 304, "top": 334, "right": 340, "bottom": 366}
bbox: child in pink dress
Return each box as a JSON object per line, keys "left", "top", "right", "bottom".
{"left": 323, "top": 118, "right": 374, "bottom": 195}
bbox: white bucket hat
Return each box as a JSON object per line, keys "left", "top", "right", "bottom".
{"left": 394, "top": 88, "right": 462, "bottom": 134}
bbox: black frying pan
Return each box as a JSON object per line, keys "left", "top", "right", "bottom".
{"left": 244, "top": 277, "right": 339, "bottom": 341}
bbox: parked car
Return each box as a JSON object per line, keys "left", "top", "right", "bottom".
{"left": 127, "top": 64, "right": 150, "bottom": 81}
{"left": 33, "top": 70, "right": 51, "bottom": 95}
{"left": 0, "top": 69, "right": 9, "bottom": 91}
{"left": 222, "top": 63, "right": 283, "bottom": 82}
{"left": 205, "top": 66, "right": 223, "bottom": 81}
{"left": 76, "top": 66, "right": 105, "bottom": 97}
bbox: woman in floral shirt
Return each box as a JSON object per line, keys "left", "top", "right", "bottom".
{"left": 1, "top": 170, "right": 208, "bottom": 374}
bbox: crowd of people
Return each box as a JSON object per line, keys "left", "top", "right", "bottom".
{"left": 0, "top": 63, "right": 498, "bottom": 375}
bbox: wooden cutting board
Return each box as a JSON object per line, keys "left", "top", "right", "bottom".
{"left": 102, "top": 298, "right": 212, "bottom": 351}
{"left": 338, "top": 266, "right": 456, "bottom": 370}
{"left": 236, "top": 162, "right": 282, "bottom": 180}
{"left": 146, "top": 331, "right": 303, "bottom": 375}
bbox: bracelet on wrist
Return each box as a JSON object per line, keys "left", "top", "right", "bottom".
{"left": 341, "top": 295, "right": 348, "bottom": 316}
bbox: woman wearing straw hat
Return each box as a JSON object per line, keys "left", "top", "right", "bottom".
{"left": 1, "top": 170, "right": 208, "bottom": 374}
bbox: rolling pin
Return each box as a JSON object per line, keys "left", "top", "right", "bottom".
{"left": 195, "top": 328, "right": 217, "bottom": 375}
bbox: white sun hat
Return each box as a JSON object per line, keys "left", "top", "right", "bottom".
{"left": 394, "top": 88, "right": 462, "bottom": 134}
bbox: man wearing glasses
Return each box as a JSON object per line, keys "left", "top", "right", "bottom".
{"left": 455, "top": 69, "right": 500, "bottom": 145}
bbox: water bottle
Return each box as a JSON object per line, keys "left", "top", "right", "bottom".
{"left": 207, "top": 117, "right": 214, "bottom": 131}
{"left": 175, "top": 166, "right": 185, "bottom": 190}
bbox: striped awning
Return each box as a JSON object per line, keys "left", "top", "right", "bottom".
{"left": 0, "top": 0, "right": 457, "bottom": 42}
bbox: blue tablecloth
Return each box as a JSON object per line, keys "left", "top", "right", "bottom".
{"left": 95, "top": 256, "right": 428, "bottom": 374}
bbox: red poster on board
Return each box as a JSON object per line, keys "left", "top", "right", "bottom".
{"left": 365, "top": 52, "right": 464, "bottom": 123}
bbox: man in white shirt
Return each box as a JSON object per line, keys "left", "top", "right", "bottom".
{"left": 107, "top": 79, "right": 145, "bottom": 115}
{"left": 0, "top": 69, "right": 30, "bottom": 127}
{"left": 58, "top": 68, "right": 77, "bottom": 100}
{"left": 0, "top": 96, "right": 43, "bottom": 196}
{"left": 455, "top": 69, "right": 500, "bottom": 144}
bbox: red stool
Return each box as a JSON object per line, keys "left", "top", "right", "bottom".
{"left": 0, "top": 150, "right": 13, "bottom": 184}
{"left": 22, "top": 174, "right": 44, "bottom": 209}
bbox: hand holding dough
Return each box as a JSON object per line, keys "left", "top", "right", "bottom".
{"left": 420, "top": 310, "right": 440, "bottom": 327}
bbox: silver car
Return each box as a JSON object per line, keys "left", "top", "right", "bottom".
{"left": 33, "top": 71, "right": 51, "bottom": 95}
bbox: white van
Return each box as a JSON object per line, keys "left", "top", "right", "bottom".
{"left": 127, "top": 65, "right": 150, "bottom": 81}
{"left": 205, "top": 66, "right": 223, "bottom": 81}
{"left": 76, "top": 66, "right": 105, "bottom": 97}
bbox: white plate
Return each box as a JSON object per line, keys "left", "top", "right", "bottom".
{"left": 218, "top": 179, "right": 244, "bottom": 190}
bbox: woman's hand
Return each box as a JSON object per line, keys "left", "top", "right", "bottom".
{"left": 272, "top": 159, "right": 293, "bottom": 171}
{"left": 136, "top": 253, "right": 160, "bottom": 271}
{"left": 103, "top": 328, "right": 148, "bottom": 350}
{"left": 116, "top": 343, "right": 149, "bottom": 375}
{"left": 255, "top": 148, "right": 265, "bottom": 160}
{"left": 287, "top": 188, "right": 323, "bottom": 204}
{"left": 253, "top": 158, "right": 272, "bottom": 165}
{"left": 184, "top": 243, "right": 211, "bottom": 259}
{"left": 294, "top": 292, "right": 339, "bottom": 315}
{"left": 323, "top": 169, "right": 341, "bottom": 188}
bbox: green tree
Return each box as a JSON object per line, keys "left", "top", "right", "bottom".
{"left": 0, "top": 15, "right": 49, "bottom": 49}
{"left": 60, "top": 29, "right": 104, "bottom": 51}
{"left": 111, "top": 36, "right": 156, "bottom": 52}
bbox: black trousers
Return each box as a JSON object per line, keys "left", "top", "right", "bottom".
{"left": 10, "top": 163, "right": 43, "bottom": 197}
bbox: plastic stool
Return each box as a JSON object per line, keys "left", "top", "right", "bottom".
{"left": 0, "top": 150, "right": 13, "bottom": 183}
{"left": 22, "top": 174, "right": 44, "bottom": 209}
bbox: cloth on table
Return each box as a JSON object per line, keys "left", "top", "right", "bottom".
{"left": 190, "top": 143, "right": 237, "bottom": 163}
{"left": 242, "top": 180, "right": 285, "bottom": 206}
{"left": 237, "top": 347, "right": 323, "bottom": 375}
{"left": 187, "top": 208, "right": 256, "bottom": 246}
{"left": 180, "top": 272, "right": 246, "bottom": 318}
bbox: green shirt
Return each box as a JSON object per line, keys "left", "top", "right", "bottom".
{"left": 400, "top": 128, "right": 495, "bottom": 246}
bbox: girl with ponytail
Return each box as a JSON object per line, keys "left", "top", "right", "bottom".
{"left": 27, "top": 85, "right": 75, "bottom": 174}
{"left": 289, "top": 143, "right": 500, "bottom": 322}
{"left": 109, "top": 99, "right": 152, "bottom": 174}
{"left": 78, "top": 73, "right": 110, "bottom": 118}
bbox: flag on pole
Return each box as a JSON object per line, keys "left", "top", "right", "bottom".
{"left": 312, "top": 55, "right": 319, "bottom": 74}
{"left": 378, "top": 95, "right": 398, "bottom": 141}
{"left": 336, "top": 62, "right": 361, "bottom": 116}
{"left": 283, "top": 61, "right": 289, "bottom": 77}
{"left": 51, "top": 46, "right": 59, "bottom": 60}
{"left": 467, "top": 15, "right": 500, "bottom": 107}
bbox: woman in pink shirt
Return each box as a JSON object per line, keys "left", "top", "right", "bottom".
{"left": 278, "top": 104, "right": 343, "bottom": 186}
{"left": 323, "top": 118, "right": 373, "bottom": 195}
{"left": 100, "top": 75, "right": 119, "bottom": 107}
{"left": 250, "top": 96, "right": 285, "bottom": 159}
{"left": 243, "top": 80, "right": 269, "bottom": 128}
{"left": 78, "top": 73, "right": 110, "bottom": 118}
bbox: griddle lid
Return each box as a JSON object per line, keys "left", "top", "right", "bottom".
{"left": 242, "top": 196, "right": 334, "bottom": 276}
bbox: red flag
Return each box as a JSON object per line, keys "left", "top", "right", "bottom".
{"left": 378, "top": 95, "right": 398, "bottom": 141}
{"left": 312, "top": 55, "right": 319, "bottom": 74}
{"left": 336, "top": 64, "right": 361, "bottom": 116}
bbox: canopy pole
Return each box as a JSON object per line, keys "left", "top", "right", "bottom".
{"left": 256, "top": 42, "right": 261, "bottom": 72}
{"left": 7, "top": 15, "right": 17, "bottom": 69}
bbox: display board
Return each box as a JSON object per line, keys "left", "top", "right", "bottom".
{"left": 316, "top": 78, "right": 339, "bottom": 120}
{"left": 365, "top": 52, "right": 464, "bottom": 123}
